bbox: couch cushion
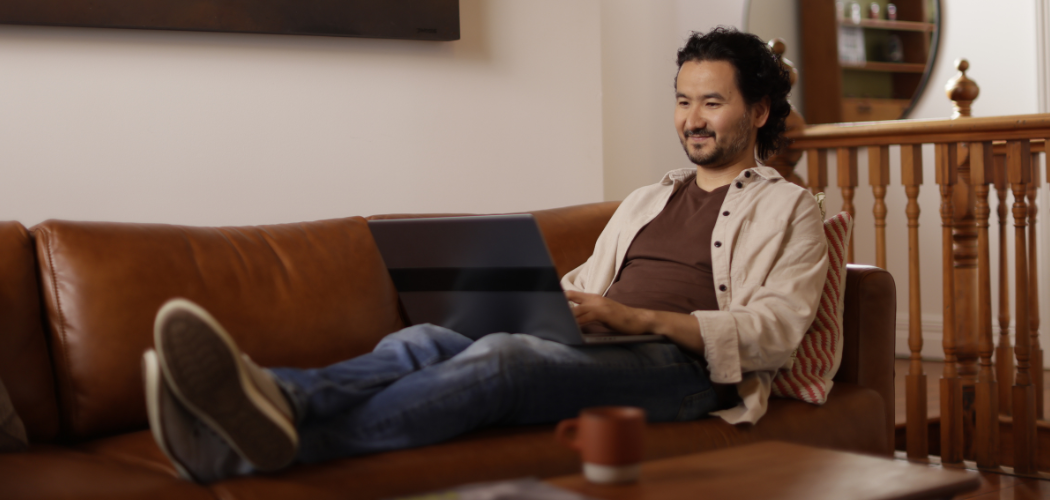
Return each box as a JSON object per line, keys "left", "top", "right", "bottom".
{"left": 76, "top": 383, "right": 884, "bottom": 500}
{"left": 0, "top": 221, "right": 60, "bottom": 443}
{"left": 33, "top": 217, "right": 405, "bottom": 441}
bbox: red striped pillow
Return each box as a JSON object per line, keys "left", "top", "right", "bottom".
{"left": 771, "top": 211, "right": 852, "bottom": 404}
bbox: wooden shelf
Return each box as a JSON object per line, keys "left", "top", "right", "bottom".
{"left": 838, "top": 19, "right": 935, "bottom": 32}
{"left": 800, "top": 0, "right": 934, "bottom": 124}
{"left": 841, "top": 61, "right": 926, "bottom": 73}
{"left": 840, "top": 97, "right": 912, "bottom": 122}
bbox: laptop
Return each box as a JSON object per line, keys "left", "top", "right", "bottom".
{"left": 367, "top": 214, "right": 666, "bottom": 345}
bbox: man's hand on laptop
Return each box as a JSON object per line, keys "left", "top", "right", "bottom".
{"left": 564, "top": 291, "right": 705, "bottom": 355}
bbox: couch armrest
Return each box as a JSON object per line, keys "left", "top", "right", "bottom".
{"left": 836, "top": 264, "right": 897, "bottom": 454}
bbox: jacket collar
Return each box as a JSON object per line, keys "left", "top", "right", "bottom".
{"left": 659, "top": 165, "right": 784, "bottom": 186}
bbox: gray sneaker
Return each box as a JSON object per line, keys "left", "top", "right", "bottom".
{"left": 153, "top": 298, "right": 298, "bottom": 472}
{"left": 143, "top": 349, "right": 253, "bottom": 483}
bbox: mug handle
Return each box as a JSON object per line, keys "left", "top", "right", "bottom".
{"left": 554, "top": 418, "right": 580, "bottom": 451}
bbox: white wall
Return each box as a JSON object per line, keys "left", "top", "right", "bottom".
{"left": 0, "top": 0, "right": 605, "bottom": 227}
{"left": 600, "top": 0, "right": 746, "bottom": 201}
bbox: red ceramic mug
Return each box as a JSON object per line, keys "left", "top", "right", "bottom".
{"left": 554, "top": 406, "right": 646, "bottom": 484}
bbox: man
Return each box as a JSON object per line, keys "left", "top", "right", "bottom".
{"left": 144, "top": 27, "right": 828, "bottom": 483}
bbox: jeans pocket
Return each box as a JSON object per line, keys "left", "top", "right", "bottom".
{"left": 675, "top": 387, "right": 717, "bottom": 421}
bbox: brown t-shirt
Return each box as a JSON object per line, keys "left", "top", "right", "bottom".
{"left": 583, "top": 180, "right": 729, "bottom": 333}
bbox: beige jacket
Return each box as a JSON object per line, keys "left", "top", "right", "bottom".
{"left": 561, "top": 166, "right": 828, "bottom": 424}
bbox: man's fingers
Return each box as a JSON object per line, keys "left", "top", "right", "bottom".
{"left": 574, "top": 310, "right": 596, "bottom": 325}
{"left": 565, "top": 290, "right": 598, "bottom": 303}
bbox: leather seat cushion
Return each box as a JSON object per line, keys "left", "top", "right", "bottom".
{"left": 68, "top": 383, "right": 884, "bottom": 500}
{"left": 0, "top": 444, "right": 217, "bottom": 500}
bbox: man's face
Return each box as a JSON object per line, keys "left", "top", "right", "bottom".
{"left": 674, "top": 60, "right": 764, "bottom": 170}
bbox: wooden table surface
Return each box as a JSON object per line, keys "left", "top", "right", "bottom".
{"left": 548, "top": 441, "right": 981, "bottom": 500}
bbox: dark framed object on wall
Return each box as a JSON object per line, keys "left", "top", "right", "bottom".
{"left": 0, "top": 0, "right": 460, "bottom": 41}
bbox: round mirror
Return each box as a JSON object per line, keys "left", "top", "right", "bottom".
{"left": 745, "top": 0, "right": 941, "bottom": 124}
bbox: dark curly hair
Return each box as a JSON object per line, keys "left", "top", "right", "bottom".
{"left": 675, "top": 27, "right": 792, "bottom": 161}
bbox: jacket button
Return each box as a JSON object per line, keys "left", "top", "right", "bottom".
{"left": 719, "top": 284, "right": 727, "bottom": 292}
{"left": 736, "top": 182, "right": 743, "bottom": 188}
{"left": 714, "top": 241, "right": 722, "bottom": 248}
{"left": 722, "top": 211, "right": 729, "bottom": 216}
{"left": 745, "top": 171, "right": 752, "bottom": 178}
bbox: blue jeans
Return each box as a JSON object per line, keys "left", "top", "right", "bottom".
{"left": 269, "top": 324, "right": 717, "bottom": 464}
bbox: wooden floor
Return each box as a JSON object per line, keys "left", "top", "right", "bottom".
{"left": 893, "top": 359, "right": 1050, "bottom": 499}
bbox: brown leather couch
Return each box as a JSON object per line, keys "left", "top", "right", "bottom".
{"left": 0, "top": 202, "right": 896, "bottom": 500}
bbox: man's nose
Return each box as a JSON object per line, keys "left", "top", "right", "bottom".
{"left": 685, "top": 108, "right": 706, "bottom": 131}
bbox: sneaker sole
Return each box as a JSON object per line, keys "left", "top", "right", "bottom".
{"left": 143, "top": 349, "right": 198, "bottom": 482}
{"left": 154, "top": 299, "right": 297, "bottom": 472}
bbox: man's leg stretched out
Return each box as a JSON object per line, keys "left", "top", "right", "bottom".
{"left": 147, "top": 298, "right": 719, "bottom": 481}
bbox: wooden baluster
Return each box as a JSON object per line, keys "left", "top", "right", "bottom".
{"left": 1006, "top": 140, "right": 1036, "bottom": 474}
{"left": 993, "top": 154, "right": 1014, "bottom": 415}
{"left": 1043, "top": 143, "right": 1050, "bottom": 420}
{"left": 837, "top": 147, "right": 858, "bottom": 263}
{"left": 807, "top": 149, "right": 828, "bottom": 196}
{"left": 869, "top": 145, "right": 890, "bottom": 269}
{"left": 901, "top": 143, "right": 928, "bottom": 460}
{"left": 1027, "top": 151, "right": 1043, "bottom": 420}
{"left": 936, "top": 142, "right": 964, "bottom": 464}
{"left": 970, "top": 142, "right": 998, "bottom": 468}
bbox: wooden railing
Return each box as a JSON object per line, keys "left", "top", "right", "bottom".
{"left": 773, "top": 49, "right": 1048, "bottom": 474}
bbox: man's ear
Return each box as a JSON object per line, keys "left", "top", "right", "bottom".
{"left": 752, "top": 96, "right": 771, "bottom": 129}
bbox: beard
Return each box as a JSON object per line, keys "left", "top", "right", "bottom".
{"left": 680, "top": 113, "right": 753, "bottom": 168}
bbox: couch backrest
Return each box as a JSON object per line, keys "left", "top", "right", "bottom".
{"left": 366, "top": 201, "right": 622, "bottom": 280}
{"left": 529, "top": 202, "right": 621, "bottom": 278}
{"left": 10, "top": 202, "right": 895, "bottom": 445}
{"left": 32, "top": 217, "right": 405, "bottom": 441}
{"left": 0, "top": 222, "right": 60, "bottom": 443}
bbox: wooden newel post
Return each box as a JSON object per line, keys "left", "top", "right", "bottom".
{"left": 946, "top": 61, "right": 980, "bottom": 455}
{"left": 969, "top": 141, "right": 998, "bottom": 468}
{"left": 945, "top": 59, "right": 979, "bottom": 120}
{"left": 901, "top": 144, "right": 928, "bottom": 460}
{"left": 1006, "top": 140, "right": 1036, "bottom": 474}
{"left": 936, "top": 142, "right": 964, "bottom": 464}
